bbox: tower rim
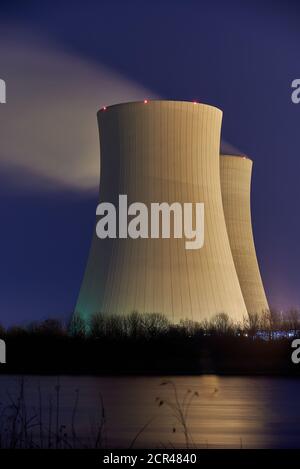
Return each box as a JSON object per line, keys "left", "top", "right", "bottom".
{"left": 221, "top": 153, "right": 253, "bottom": 163}
{"left": 98, "top": 99, "right": 222, "bottom": 115}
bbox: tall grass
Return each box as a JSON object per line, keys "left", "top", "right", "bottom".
{"left": 0, "top": 379, "right": 200, "bottom": 449}
{"left": 0, "top": 379, "right": 105, "bottom": 448}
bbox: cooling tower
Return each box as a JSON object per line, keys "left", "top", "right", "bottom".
{"left": 76, "top": 101, "right": 247, "bottom": 324}
{"left": 220, "top": 155, "right": 269, "bottom": 316}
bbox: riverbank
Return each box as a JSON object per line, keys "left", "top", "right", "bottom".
{"left": 0, "top": 334, "right": 299, "bottom": 376}
{"left": 1, "top": 312, "right": 299, "bottom": 376}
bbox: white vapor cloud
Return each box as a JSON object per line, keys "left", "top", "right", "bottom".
{"left": 0, "top": 33, "right": 158, "bottom": 193}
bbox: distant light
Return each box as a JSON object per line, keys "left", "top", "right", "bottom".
{"left": 144, "top": 99, "right": 148, "bottom": 104}
{"left": 193, "top": 101, "right": 198, "bottom": 104}
{"left": 102, "top": 106, "right": 107, "bottom": 111}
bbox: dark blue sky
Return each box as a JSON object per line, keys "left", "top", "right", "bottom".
{"left": 0, "top": 0, "right": 300, "bottom": 326}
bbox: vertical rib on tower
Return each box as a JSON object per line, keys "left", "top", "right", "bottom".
{"left": 75, "top": 101, "right": 247, "bottom": 324}
{"left": 220, "top": 154, "right": 269, "bottom": 316}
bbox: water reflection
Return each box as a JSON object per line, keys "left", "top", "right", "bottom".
{"left": 0, "top": 375, "right": 299, "bottom": 448}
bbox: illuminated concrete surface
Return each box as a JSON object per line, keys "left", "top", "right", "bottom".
{"left": 76, "top": 101, "right": 247, "bottom": 323}
{"left": 220, "top": 155, "right": 269, "bottom": 315}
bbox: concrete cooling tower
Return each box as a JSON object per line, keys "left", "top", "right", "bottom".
{"left": 76, "top": 100, "right": 247, "bottom": 324}
{"left": 220, "top": 155, "right": 269, "bottom": 316}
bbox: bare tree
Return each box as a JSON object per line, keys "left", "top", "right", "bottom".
{"left": 179, "top": 319, "right": 201, "bottom": 337}
{"left": 90, "top": 312, "right": 106, "bottom": 338}
{"left": 244, "top": 312, "right": 261, "bottom": 338}
{"left": 286, "top": 309, "right": 300, "bottom": 336}
{"left": 211, "top": 313, "right": 234, "bottom": 335}
{"left": 143, "top": 313, "right": 170, "bottom": 338}
{"left": 0, "top": 324, "right": 5, "bottom": 339}
{"left": 68, "top": 313, "right": 86, "bottom": 338}
{"left": 37, "top": 319, "right": 65, "bottom": 336}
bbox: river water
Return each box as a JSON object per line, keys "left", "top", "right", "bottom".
{"left": 0, "top": 375, "right": 299, "bottom": 448}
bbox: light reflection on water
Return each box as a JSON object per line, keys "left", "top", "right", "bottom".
{"left": 0, "top": 375, "right": 300, "bottom": 448}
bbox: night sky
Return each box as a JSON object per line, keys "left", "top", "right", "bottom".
{"left": 0, "top": 0, "right": 299, "bottom": 326}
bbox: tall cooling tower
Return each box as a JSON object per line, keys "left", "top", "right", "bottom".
{"left": 220, "top": 154, "right": 269, "bottom": 315}
{"left": 76, "top": 101, "right": 247, "bottom": 324}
